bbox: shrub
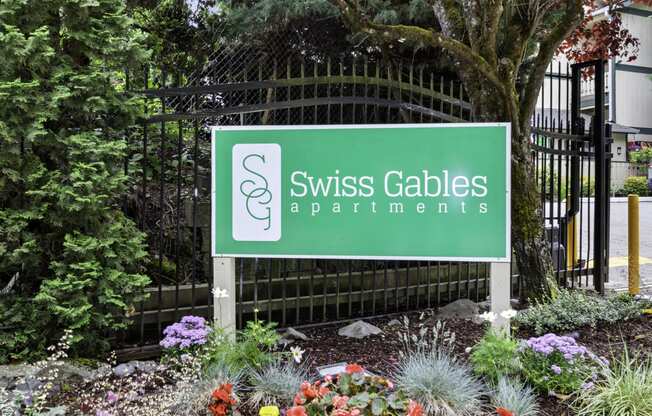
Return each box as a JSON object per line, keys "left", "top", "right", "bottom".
{"left": 248, "top": 361, "right": 307, "bottom": 408}
{"left": 622, "top": 176, "right": 649, "bottom": 196}
{"left": 629, "top": 148, "right": 652, "bottom": 165}
{"left": 572, "top": 351, "right": 652, "bottom": 416}
{"left": 394, "top": 350, "right": 485, "bottom": 416}
{"left": 514, "top": 290, "right": 645, "bottom": 335}
{"left": 0, "top": 0, "right": 150, "bottom": 359}
{"left": 201, "top": 314, "right": 280, "bottom": 372}
{"left": 519, "top": 334, "right": 607, "bottom": 395}
{"left": 288, "top": 364, "right": 422, "bottom": 416}
{"left": 491, "top": 378, "right": 540, "bottom": 416}
{"left": 470, "top": 329, "right": 520, "bottom": 385}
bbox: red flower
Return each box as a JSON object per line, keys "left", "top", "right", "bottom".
{"left": 286, "top": 406, "right": 308, "bottom": 416}
{"left": 293, "top": 393, "right": 305, "bottom": 405}
{"left": 345, "top": 363, "right": 364, "bottom": 374}
{"left": 496, "top": 407, "right": 514, "bottom": 416}
{"left": 408, "top": 401, "right": 424, "bottom": 416}
{"left": 318, "top": 385, "right": 330, "bottom": 396}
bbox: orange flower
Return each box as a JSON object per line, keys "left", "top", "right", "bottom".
{"left": 345, "top": 363, "right": 364, "bottom": 374}
{"left": 496, "top": 407, "right": 514, "bottom": 416}
{"left": 286, "top": 406, "right": 308, "bottom": 416}
{"left": 318, "top": 385, "right": 330, "bottom": 396}
{"left": 407, "top": 401, "right": 424, "bottom": 416}
{"left": 208, "top": 403, "right": 228, "bottom": 416}
{"left": 212, "top": 388, "right": 230, "bottom": 402}
{"left": 293, "top": 393, "right": 305, "bottom": 405}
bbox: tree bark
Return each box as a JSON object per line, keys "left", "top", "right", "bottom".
{"left": 466, "top": 82, "right": 555, "bottom": 301}
{"left": 511, "top": 128, "right": 554, "bottom": 301}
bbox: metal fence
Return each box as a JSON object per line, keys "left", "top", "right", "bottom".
{"left": 118, "top": 45, "right": 610, "bottom": 354}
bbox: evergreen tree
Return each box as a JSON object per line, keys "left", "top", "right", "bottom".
{"left": 0, "top": 0, "right": 150, "bottom": 360}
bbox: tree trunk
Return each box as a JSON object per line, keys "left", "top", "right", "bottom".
{"left": 465, "top": 80, "right": 555, "bottom": 301}
{"left": 511, "top": 129, "right": 555, "bottom": 301}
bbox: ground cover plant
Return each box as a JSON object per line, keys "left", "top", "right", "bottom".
{"left": 514, "top": 290, "right": 647, "bottom": 335}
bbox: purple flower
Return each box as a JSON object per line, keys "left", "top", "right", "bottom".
{"left": 581, "top": 382, "right": 595, "bottom": 390}
{"left": 550, "top": 365, "right": 562, "bottom": 375}
{"left": 524, "top": 334, "right": 590, "bottom": 361}
{"left": 159, "top": 315, "right": 211, "bottom": 350}
{"left": 96, "top": 411, "right": 112, "bottom": 416}
{"left": 106, "top": 391, "right": 118, "bottom": 404}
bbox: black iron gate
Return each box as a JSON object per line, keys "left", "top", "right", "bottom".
{"left": 118, "top": 52, "right": 611, "bottom": 354}
{"left": 528, "top": 60, "right": 611, "bottom": 294}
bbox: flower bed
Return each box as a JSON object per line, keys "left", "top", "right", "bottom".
{"left": 5, "top": 294, "right": 652, "bottom": 416}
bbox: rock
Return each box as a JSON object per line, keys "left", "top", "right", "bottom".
{"left": 283, "top": 327, "right": 309, "bottom": 341}
{"left": 131, "top": 360, "right": 159, "bottom": 374}
{"left": 436, "top": 299, "right": 479, "bottom": 319}
{"left": 277, "top": 338, "right": 294, "bottom": 346}
{"left": 113, "top": 362, "right": 136, "bottom": 378}
{"left": 113, "top": 360, "right": 160, "bottom": 377}
{"left": 385, "top": 319, "right": 402, "bottom": 328}
{"left": 42, "top": 406, "right": 68, "bottom": 416}
{"left": 337, "top": 321, "right": 382, "bottom": 339}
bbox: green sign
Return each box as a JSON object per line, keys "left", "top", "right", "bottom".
{"left": 212, "top": 124, "right": 510, "bottom": 262}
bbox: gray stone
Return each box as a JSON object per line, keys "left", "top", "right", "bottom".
{"left": 113, "top": 362, "right": 136, "bottom": 378}
{"left": 277, "top": 337, "right": 294, "bottom": 346}
{"left": 131, "top": 360, "right": 159, "bottom": 374}
{"left": 337, "top": 321, "right": 383, "bottom": 339}
{"left": 386, "top": 319, "right": 402, "bottom": 328}
{"left": 283, "top": 327, "right": 309, "bottom": 341}
{"left": 42, "top": 406, "right": 68, "bottom": 416}
{"left": 436, "top": 299, "right": 479, "bottom": 319}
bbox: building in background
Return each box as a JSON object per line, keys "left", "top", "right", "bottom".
{"left": 535, "top": 1, "right": 651, "bottom": 190}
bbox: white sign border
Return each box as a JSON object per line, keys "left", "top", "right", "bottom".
{"left": 211, "top": 123, "right": 511, "bottom": 263}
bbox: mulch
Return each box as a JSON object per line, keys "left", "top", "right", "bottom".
{"left": 289, "top": 310, "right": 652, "bottom": 416}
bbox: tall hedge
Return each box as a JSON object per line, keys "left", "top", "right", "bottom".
{"left": 0, "top": 0, "right": 150, "bottom": 361}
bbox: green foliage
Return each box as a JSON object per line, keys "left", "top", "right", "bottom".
{"left": 514, "top": 290, "right": 645, "bottom": 335}
{"left": 622, "top": 176, "right": 649, "bottom": 196}
{"left": 201, "top": 315, "right": 280, "bottom": 372}
{"left": 491, "top": 378, "right": 540, "bottom": 416}
{"left": 572, "top": 351, "right": 652, "bottom": 416}
{"left": 394, "top": 350, "right": 485, "bottom": 416}
{"left": 248, "top": 361, "right": 308, "bottom": 408}
{"left": 470, "top": 329, "right": 520, "bottom": 385}
{"left": 0, "top": 0, "right": 150, "bottom": 360}
{"left": 629, "top": 148, "right": 652, "bottom": 165}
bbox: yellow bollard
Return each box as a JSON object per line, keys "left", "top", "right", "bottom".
{"left": 628, "top": 194, "right": 640, "bottom": 295}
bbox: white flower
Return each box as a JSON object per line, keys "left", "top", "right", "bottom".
{"left": 500, "top": 309, "right": 518, "bottom": 320}
{"left": 465, "top": 347, "right": 472, "bottom": 354}
{"left": 478, "top": 311, "right": 497, "bottom": 323}
{"left": 212, "top": 287, "right": 229, "bottom": 299}
{"left": 290, "top": 346, "right": 305, "bottom": 364}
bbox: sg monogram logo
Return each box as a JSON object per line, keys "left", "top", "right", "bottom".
{"left": 239, "top": 154, "right": 272, "bottom": 230}
{"left": 232, "top": 144, "right": 281, "bottom": 241}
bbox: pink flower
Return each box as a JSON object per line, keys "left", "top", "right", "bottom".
{"left": 350, "top": 409, "right": 361, "bottom": 416}
{"left": 332, "top": 395, "right": 350, "bottom": 409}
